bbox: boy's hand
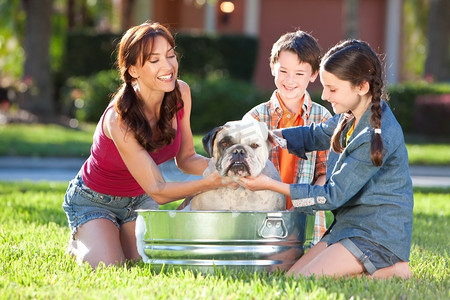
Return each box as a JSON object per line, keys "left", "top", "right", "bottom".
{"left": 269, "top": 129, "right": 287, "bottom": 149}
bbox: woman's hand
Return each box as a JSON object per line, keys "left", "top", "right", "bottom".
{"left": 205, "top": 171, "right": 239, "bottom": 189}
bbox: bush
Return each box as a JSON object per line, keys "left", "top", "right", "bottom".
{"left": 61, "top": 70, "right": 121, "bottom": 122}
{"left": 61, "top": 31, "right": 258, "bottom": 83}
{"left": 175, "top": 33, "right": 258, "bottom": 81}
{"left": 61, "top": 31, "right": 120, "bottom": 79}
{"left": 387, "top": 82, "right": 450, "bottom": 133}
{"left": 61, "top": 71, "right": 270, "bottom": 131}
{"left": 413, "top": 94, "right": 450, "bottom": 136}
{"left": 185, "top": 74, "right": 270, "bottom": 133}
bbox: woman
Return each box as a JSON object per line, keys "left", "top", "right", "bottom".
{"left": 239, "top": 40, "right": 413, "bottom": 279}
{"left": 63, "top": 21, "right": 231, "bottom": 269}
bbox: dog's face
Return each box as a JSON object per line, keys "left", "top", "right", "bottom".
{"left": 203, "top": 120, "right": 273, "bottom": 178}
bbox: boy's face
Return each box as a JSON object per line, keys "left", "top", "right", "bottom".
{"left": 271, "top": 50, "right": 318, "bottom": 102}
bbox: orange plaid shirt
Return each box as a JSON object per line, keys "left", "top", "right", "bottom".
{"left": 243, "top": 90, "right": 332, "bottom": 244}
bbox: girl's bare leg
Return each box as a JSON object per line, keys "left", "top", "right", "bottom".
{"left": 119, "top": 220, "right": 141, "bottom": 262}
{"left": 289, "top": 242, "right": 364, "bottom": 278}
{"left": 369, "top": 262, "right": 411, "bottom": 279}
{"left": 287, "top": 241, "right": 327, "bottom": 276}
{"left": 69, "top": 219, "right": 125, "bottom": 269}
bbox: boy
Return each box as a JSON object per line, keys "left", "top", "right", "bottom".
{"left": 243, "top": 30, "right": 332, "bottom": 245}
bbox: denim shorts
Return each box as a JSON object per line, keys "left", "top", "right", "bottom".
{"left": 321, "top": 234, "right": 402, "bottom": 275}
{"left": 62, "top": 173, "right": 159, "bottom": 238}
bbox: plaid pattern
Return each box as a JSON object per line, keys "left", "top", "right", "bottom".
{"left": 244, "top": 90, "right": 332, "bottom": 244}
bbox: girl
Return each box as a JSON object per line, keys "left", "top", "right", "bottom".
{"left": 239, "top": 40, "right": 413, "bottom": 279}
{"left": 63, "top": 21, "right": 232, "bottom": 269}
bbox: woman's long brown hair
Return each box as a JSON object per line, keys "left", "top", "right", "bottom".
{"left": 112, "top": 21, "right": 183, "bottom": 152}
{"left": 322, "top": 40, "right": 385, "bottom": 166}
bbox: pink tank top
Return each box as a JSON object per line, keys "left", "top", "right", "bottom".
{"left": 81, "top": 106, "right": 184, "bottom": 197}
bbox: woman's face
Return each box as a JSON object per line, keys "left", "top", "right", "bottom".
{"left": 129, "top": 35, "right": 178, "bottom": 95}
{"left": 320, "top": 69, "right": 364, "bottom": 115}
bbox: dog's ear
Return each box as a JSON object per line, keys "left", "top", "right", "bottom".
{"left": 202, "top": 126, "right": 223, "bottom": 157}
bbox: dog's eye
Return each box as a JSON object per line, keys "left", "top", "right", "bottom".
{"left": 221, "top": 141, "right": 228, "bottom": 148}
{"left": 250, "top": 143, "right": 259, "bottom": 149}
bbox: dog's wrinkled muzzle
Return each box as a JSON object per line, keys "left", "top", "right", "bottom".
{"left": 226, "top": 146, "right": 250, "bottom": 176}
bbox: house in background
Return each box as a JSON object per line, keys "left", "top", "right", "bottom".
{"left": 132, "top": 0, "right": 403, "bottom": 92}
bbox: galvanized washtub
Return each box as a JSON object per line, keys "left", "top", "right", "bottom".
{"left": 136, "top": 210, "right": 314, "bottom": 274}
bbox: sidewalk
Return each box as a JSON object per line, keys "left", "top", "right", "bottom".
{"left": 0, "top": 156, "right": 202, "bottom": 183}
{"left": 0, "top": 156, "right": 449, "bottom": 187}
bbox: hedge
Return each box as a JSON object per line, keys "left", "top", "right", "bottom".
{"left": 61, "top": 70, "right": 270, "bottom": 131}
{"left": 61, "top": 31, "right": 258, "bottom": 82}
{"left": 412, "top": 94, "right": 450, "bottom": 136}
{"left": 175, "top": 33, "right": 258, "bottom": 82}
{"left": 387, "top": 82, "right": 450, "bottom": 133}
{"left": 308, "top": 82, "right": 450, "bottom": 136}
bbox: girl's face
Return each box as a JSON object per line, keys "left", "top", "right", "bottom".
{"left": 320, "top": 69, "right": 369, "bottom": 117}
{"left": 271, "top": 50, "right": 318, "bottom": 102}
{"left": 129, "top": 35, "right": 178, "bottom": 96}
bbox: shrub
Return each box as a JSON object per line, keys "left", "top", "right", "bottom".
{"left": 61, "top": 31, "right": 258, "bottom": 83}
{"left": 387, "top": 82, "right": 450, "bottom": 133}
{"left": 61, "top": 31, "right": 120, "bottom": 79}
{"left": 175, "top": 33, "right": 258, "bottom": 81}
{"left": 61, "top": 71, "right": 270, "bottom": 129}
{"left": 413, "top": 94, "right": 450, "bottom": 136}
{"left": 184, "top": 73, "right": 270, "bottom": 133}
{"left": 61, "top": 70, "right": 120, "bottom": 122}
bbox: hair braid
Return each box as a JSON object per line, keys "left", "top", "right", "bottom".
{"left": 322, "top": 39, "right": 386, "bottom": 165}
{"left": 331, "top": 113, "right": 352, "bottom": 153}
{"left": 369, "top": 76, "right": 384, "bottom": 166}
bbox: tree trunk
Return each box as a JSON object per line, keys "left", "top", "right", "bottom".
{"left": 121, "top": 0, "right": 137, "bottom": 31}
{"left": 345, "top": 0, "right": 359, "bottom": 39}
{"left": 424, "top": 0, "right": 450, "bottom": 82}
{"left": 21, "top": 0, "right": 54, "bottom": 120}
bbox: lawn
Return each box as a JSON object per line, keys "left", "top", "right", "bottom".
{"left": 1, "top": 123, "right": 450, "bottom": 165}
{"left": 0, "top": 182, "right": 448, "bottom": 299}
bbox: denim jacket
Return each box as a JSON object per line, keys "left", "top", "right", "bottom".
{"left": 282, "top": 101, "right": 413, "bottom": 261}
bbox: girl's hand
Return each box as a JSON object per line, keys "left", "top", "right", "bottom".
{"left": 238, "top": 174, "right": 273, "bottom": 191}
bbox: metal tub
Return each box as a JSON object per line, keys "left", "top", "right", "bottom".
{"left": 136, "top": 210, "right": 314, "bottom": 274}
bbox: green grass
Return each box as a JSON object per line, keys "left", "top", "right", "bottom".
{"left": 1, "top": 123, "right": 450, "bottom": 165}
{"left": 406, "top": 143, "right": 450, "bottom": 165}
{"left": 0, "top": 182, "right": 449, "bottom": 299}
{"left": 0, "top": 123, "right": 95, "bottom": 158}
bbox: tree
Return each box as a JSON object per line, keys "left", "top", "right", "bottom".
{"left": 344, "top": 0, "right": 359, "bottom": 39}
{"left": 121, "top": 0, "right": 137, "bottom": 31}
{"left": 20, "top": 0, "right": 54, "bottom": 120}
{"left": 424, "top": 0, "right": 450, "bottom": 82}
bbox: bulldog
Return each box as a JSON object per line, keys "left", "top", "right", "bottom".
{"left": 181, "top": 120, "right": 286, "bottom": 211}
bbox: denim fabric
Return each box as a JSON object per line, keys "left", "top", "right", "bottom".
{"left": 62, "top": 173, "right": 159, "bottom": 238}
{"left": 283, "top": 101, "right": 413, "bottom": 261}
{"left": 322, "top": 234, "right": 401, "bottom": 274}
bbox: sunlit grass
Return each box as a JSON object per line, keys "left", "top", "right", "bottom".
{"left": 0, "top": 123, "right": 95, "bottom": 157}
{"left": 406, "top": 143, "right": 450, "bottom": 165}
{"left": 0, "top": 182, "right": 449, "bottom": 299}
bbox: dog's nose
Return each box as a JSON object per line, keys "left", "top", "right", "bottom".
{"left": 233, "top": 146, "right": 246, "bottom": 157}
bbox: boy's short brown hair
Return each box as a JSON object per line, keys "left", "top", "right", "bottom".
{"left": 270, "top": 30, "right": 322, "bottom": 74}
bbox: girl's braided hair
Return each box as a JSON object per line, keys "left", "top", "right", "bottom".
{"left": 321, "top": 40, "right": 385, "bottom": 166}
